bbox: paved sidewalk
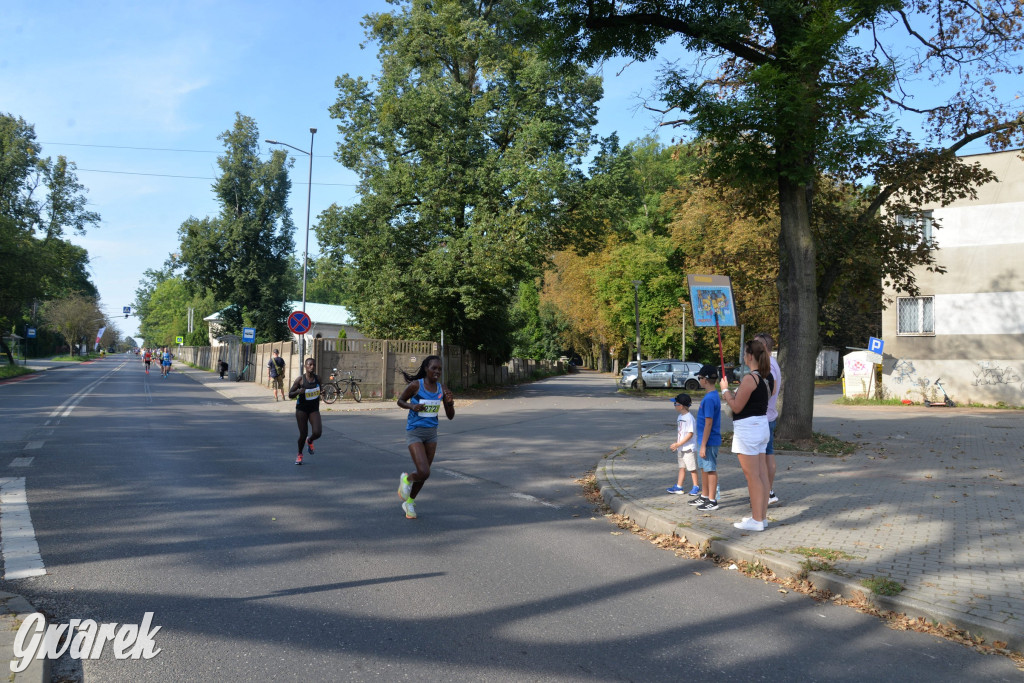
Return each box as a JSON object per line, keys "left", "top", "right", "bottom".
{"left": 598, "top": 392, "right": 1024, "bottom": 651}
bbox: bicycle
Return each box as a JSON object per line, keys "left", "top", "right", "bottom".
{"left": 322, "top": 369, "right": 362, "bottom": 403}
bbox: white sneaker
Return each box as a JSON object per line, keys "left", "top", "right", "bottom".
{"left": 743, "top": 515, "right": 769, "bottom": 528}
{"left": 402, "top": 499, "right": 417, "bottom": 519}
{"left": 768, "top": 492, "right": 779, "bottom": 504}
{"left": 398, "top": 473, "right": 412, "bottom": 500}
{"left": 733, "top": 518, "right": 764, "bottom": 531}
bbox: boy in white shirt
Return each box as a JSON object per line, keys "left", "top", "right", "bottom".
{"left": 666, "top": 393, "right": 701, "bottom": 495}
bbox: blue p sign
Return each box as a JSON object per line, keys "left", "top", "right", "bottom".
{"left": 868, "top": 336, "right": 884, "bottom": 354}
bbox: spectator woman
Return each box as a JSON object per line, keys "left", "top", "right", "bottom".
{"left": 720, "top": 339, "right": 774, "bottom": 531}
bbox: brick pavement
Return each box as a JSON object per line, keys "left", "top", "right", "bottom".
{"left": 598, "top": 391, "right": 1024, "bottom": 651}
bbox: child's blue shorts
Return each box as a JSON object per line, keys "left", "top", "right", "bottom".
{"left": 699, "top": 444, "right": 719, "bottom": 472}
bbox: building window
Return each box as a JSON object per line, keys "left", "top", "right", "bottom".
{"left": 897, "top": 211, "right": 934, "bottom": 246}
{"left": 897, "top": 296, "right": 935, "bottom": 335}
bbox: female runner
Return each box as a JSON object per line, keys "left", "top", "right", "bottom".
{"left": 395, "top": 356, "right": 455, "bottom": 519}
{"left": 288, "top": 357, "right": 322, "bottom": 465}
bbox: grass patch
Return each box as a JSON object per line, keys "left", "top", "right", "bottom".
{"left": 861, "top": 576, "right": 904, "bottom": 596}
{"left": 618, "top": 386, "right": 710, "bottom": 398}
{"left": 51, "top": 354, "right": 98, "bottom": 362}
{"left": 775, "top": 431, "right": 857, "bottom": 456}
{"left": 0, "top": 365, "right": 34, "bottom": 380}
{"left": 790, "top": 547, "right": 857, "bottom": 562}
{"left": 834, "top": 396, "right": 909, "bottom": 406}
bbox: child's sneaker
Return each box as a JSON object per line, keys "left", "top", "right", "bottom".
{"left": 687, "top": 485, "right": 702, "bottom": 496}
{"left": 666, "top": 485, "right": 686, "bottom": 495}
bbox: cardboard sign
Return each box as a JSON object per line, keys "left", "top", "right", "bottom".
{"left": 686, "top": 274, "right": 737, "bottom": 327}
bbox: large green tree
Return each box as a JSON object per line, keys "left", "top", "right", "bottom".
{"left": 176, "top": 113, "right": 294, "bottom": 343}
{"left": 319, "top": 0, "right": 602, "bottom": 357}
{"left": 545, "top": 0, "right": 1023, "bottom": 438}
{"left": 0, "top": 114, "right": 99, "bottom": 363}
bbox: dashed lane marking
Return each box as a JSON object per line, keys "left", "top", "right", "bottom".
{"left": 9, "top": 458, "right": 33, "bottom": 467}
{"left": 0, "top": 477, "right": 46, "bottom": 579}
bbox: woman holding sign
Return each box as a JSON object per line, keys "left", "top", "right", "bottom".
{"left": 395, "top": 356, "right": 455, "bottom": 519}
{"left": 288, "top": 357, "right": 322, "bottom": 465}
{"left": 720, "top": 339, "right": 774, "bottom": 532}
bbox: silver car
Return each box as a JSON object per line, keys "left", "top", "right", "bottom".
{"left": 620, "top": 361, "right": 702, "bottom": 389}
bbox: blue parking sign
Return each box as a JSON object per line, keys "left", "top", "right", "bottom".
{"left": 868, "top": 336, "right": 884, "bottom": 354}
{"left": 242, "top": 327, "right": 256, "bottom": 343}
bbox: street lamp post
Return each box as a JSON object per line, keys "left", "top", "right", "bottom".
{"left": 632, "top": 280, "right": 644, "bottom": 391}
{"left": 266, "top": 128, "right": 317, "bottom": 361}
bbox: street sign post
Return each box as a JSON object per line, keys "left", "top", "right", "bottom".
{"left": 868, "top": 336, "right": 884, "bottom": 355}
{"left": 287, "top": 311, "right": 311, "bottom": 335}
{"left": 242, "top": 327, "right": 256, "bottom": 343}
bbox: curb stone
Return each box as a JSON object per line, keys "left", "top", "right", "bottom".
{"left": 596, "top": 459, "right": 1024, "bottom": 653}
{"left": 0, "top": 591, "right": 49, "bottom": 683}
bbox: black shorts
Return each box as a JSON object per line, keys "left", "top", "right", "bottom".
{"left": 295, "top": 403, "right": 320, "bottom": 414}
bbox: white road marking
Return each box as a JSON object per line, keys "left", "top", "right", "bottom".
{"left": 48, "top": 362, "right": 126, "bottom": 418}
{"left": 9, "top": 458, "right": 34, "bottom": 467}
{"left": 23, "top": 441, "right": 43, "bottom": 450}
{"left": 0, "top": 477, "right": 46, "bottom": 579}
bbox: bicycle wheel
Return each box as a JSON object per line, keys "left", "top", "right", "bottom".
{"left": 350, "top": 383, "right": 361, "bottom": 403}
{"left": 322, "top": 382, "right": 339, "bottom": 404}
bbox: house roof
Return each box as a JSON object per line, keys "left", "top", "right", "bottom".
{"left": 204, "top": 301, "right": 354, "bottom": 326}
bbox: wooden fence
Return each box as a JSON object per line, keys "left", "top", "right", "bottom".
{"left": 176, "top": 337, "right": 564, "bottom": 399}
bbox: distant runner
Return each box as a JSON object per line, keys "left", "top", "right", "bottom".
{"left": 143, "top": 348, "right": 152, "bottom": 374}
{"left": 160, "top": 347, "right": 172, "bottom": 378}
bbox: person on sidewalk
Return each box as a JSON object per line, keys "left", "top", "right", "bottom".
{"left": 756, "top": 332, "right": 782, "bottom": 505}
{"left": 666, "top": 394, "right": 701, "bottom": 496}
{"left": 689, "top": 365, "right": 723, "bottom": 511}
{"left": 720, "top": 339, "right": 774, "bottom": 532}
{"left": 288, "top": 357, "right": 322, "bottom": 465}
{"left": 396, "top": 356, "right": 455, "bottom": 520}
{"left": 218, "top": 360, "right": 229, "bottom": 379}
{"left": 268, "top": 349, "right": 286, "bottom": 400}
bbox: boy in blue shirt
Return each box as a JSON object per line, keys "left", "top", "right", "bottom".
{"left": 688, "top": 365, "right": 723, "bottom": 511}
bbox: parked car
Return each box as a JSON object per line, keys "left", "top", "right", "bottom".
{"left": 620, "top": 360, "right": 703, "bottom": 389}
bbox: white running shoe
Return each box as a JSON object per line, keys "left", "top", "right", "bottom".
{"left": 402, "top": 499, "right": 417, "bottom": 519}
{"left": 733, "top": 517, "right": 764, "bottom": 531}
{"left": 743, "top": 515, "right": 768, "bottom": 528}
{"left": 398, "top": 473, "right": 412, "bottom": 500}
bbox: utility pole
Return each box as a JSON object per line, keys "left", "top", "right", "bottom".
{"left": 632, "top": 280, "right": 644, "bottom": 391}
{"left": 681, "top": 303, "right": 686, "bottom": 360}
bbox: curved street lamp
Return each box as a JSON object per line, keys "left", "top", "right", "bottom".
{"left": 265, "top": 128, "right": 317, "bottom": 361}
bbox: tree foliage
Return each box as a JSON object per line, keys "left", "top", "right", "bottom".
{"left": 176, "top": 113, "right": 295, "bottom": 343}
{"left": 0, "top": 113, "right": 99, "bottom": 363}
{"left": 542, "top": 0, "right": 1023, "bottom": 437}
{"left": 40, "top": 293, "right": 103, "bottom": 355}
{"left": 318, "top": 0, "right": 602, "bottom": 357}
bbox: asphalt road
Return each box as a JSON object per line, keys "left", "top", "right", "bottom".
{"left": 0, "top": 360, "right": 1018, "bottom": 681}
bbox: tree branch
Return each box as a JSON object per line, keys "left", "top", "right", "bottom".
{"left": 583, "top": 5, "right": 771, "bottom": 66}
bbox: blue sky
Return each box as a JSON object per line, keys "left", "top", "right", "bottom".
{"left": 1, "top": 1, "right": 687, "bottom": 340}
{"left": 2, "top": 2, "right": 1017, "bottom": 341}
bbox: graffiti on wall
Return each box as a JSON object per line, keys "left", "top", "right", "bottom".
{"left": 971, "top": 362, "right": 1024, "bottom": 392}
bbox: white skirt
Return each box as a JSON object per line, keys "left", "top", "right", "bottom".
{"left": 732, "top": 415, "right": 769, "bottom": 455}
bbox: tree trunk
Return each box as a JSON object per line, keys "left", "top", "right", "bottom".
{"left": 776, "top": 177, "right": 817, "bottom": 441}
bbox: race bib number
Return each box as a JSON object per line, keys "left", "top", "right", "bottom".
{"left": 418, "top": 399, "right": 441, "bottom": 415}
{"left": 304, "top": 387, "right": 320, "bottom": 400}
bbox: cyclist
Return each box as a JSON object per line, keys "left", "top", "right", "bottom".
{"left": 395, "top": 355, "right": 455, "bottom": 519}
{"left": 288, "top": 357, "right": 322, "bottom": 465}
